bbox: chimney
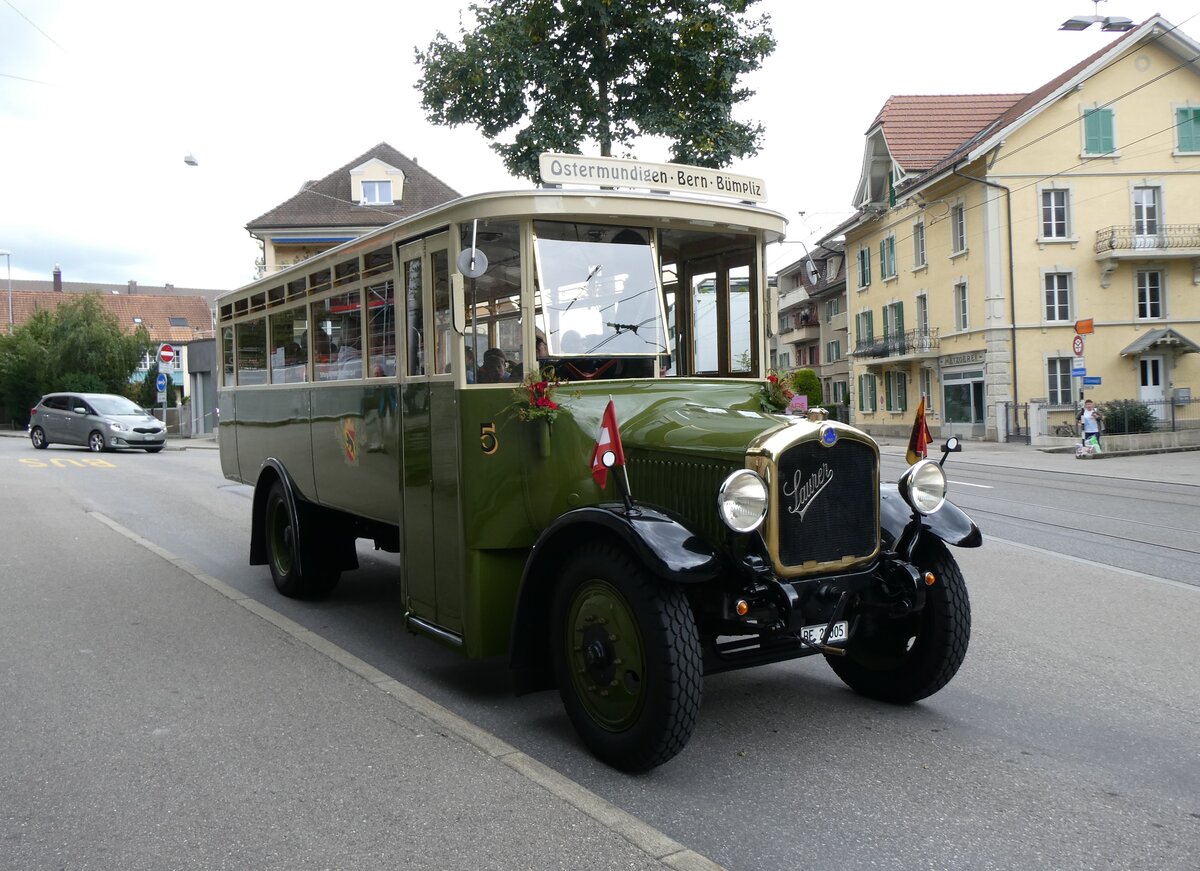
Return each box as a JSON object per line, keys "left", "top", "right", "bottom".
{"left": 53, "top": 265, "right": 62, "bottom": 292}
{"left": 128, "top": 280, "right": 137, "bottom": 294}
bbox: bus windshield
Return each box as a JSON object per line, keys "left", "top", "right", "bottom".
{"left": 534, "top": 222, "right": 667, "bottom": 357}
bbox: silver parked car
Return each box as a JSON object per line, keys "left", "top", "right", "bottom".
{"left": 28, "top": 392, "right": 167, "bottom": 453}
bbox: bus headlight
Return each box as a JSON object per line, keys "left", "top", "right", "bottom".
{"left": 898, "top": 459, "right": 946, "bottom": 515}
{"left": 718, "top": 469, "right": 768, "bottom": 533}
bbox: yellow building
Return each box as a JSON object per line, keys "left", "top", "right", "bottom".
{"left": 825, "top": 16, "right": 1200, "bottom": 442}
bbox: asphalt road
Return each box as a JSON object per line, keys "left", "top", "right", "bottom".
{"left": 3, "top": 435, "right": 1198, "bottom": 870}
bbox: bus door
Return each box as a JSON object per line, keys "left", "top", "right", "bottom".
{"left": 667, "top": 236, "right": 759, "bottom": 377}
{"left": 397, "top": 235, "right": 464, "bottom": 637}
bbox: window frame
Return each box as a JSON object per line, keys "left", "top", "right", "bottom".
{"left": 879, "top": 235, "right": 897, "bottom": 281}
{"left": 1136, "top": 269, "right": 1164, "bottom": 320}
{"left": 1042, "top": 271, "right": 1072, "bottom": 323}
{"left": 1039, "top": 187, "right": 1072, "bottom": 241}
{"left": 1082, "top": 106, "right": 1117, "bottom": 156}
{"left": 1047, "top": 357, "right": 1072, "bottom": 406}
{"left": 361, "top": 180, "right": 393, "bottom": 205}
{"left": 856, "top": 246, "right": 872, "bottom": 289}
{"left": 912, "top": 219, "right": 926, "bottom": 270}
{"left": 950, "top": 203, "right": 967, "bottom": 255}
{"left": 953, "top": 281, "right": 969, "bottom": 332}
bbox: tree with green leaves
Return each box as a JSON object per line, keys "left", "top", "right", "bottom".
{"left": 0, "top": 295, "right": 151, "bottom": 426}
{"left": 415, "top": 0, "right": 775, "bottom": 181}
{"left": 788, "top": 368, "right": 823, "bottom": 409}
{"left": 135, "top": 361, "right": 178, "bottom": 410}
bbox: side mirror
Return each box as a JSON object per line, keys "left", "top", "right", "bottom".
{"left": 942, "top": 436, "right": 962, "bottom": 453}
{"left": 74, "top": 406, "right": 88, "bottom": 415}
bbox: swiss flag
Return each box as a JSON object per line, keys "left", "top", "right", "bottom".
{"left": 590, "top": 399, "right": 626, "bottom": 488}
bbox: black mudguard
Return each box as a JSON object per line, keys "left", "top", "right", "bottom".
{"left": 510, "top": 503, "right": 721, "bottom": 694}
{"left": 879, "top": 482, "right": 982, "bottom": 552}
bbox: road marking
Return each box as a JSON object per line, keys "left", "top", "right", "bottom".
{"left": 949, "top": 479, "right": 992, "bottom": 488}
{"left": 987, "top": 534, "right": 1200, "bottom": 593}
{"left": 87, "top": 510, "right": 724, "bottom": 871}
{"left": 18, "top": 457, "right": 116, "bottom": 468}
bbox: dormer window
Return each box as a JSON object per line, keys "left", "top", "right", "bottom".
{"left": 361, "top": 180, "right": 393, "bottom": 205}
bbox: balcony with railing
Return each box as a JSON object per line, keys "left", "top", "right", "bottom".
{"left": 853, "top": 328, "right": 940, "bottom": 363}
{"left": 1095, "top": 225, "right": 1200, "bottom": 286}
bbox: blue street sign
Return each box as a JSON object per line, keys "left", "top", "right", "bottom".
{"left": 155, "top": 373, "right": 168, "bottom": 391}
{"left": 1082, "top": 376, "right": 1102, "bottom": 387}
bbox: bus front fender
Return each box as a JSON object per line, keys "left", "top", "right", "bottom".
{"left": 509, "top": 504, "right": 721, "bottom": 695}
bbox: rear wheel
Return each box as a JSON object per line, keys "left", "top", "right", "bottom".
{"left": 87, "top": 430, "right": 108, "bottom": 452}
{"left": 264, "top": 480, "right": 340, "bottom": 598}
{"left": 29, "top": 426, "right": 48, "bottom": 449}
{"left": 828, "top": 540, "right": 970, "bottom": 704}
{"left": 551, "top": 542, "right": 702, "bottom": 772}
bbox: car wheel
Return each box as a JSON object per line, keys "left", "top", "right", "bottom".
{"left": 144, "top": 446, "right": 164, "bottom": 453}
{"left": 551, "top": 541, "right": 702, "bottom": 772}
{"left": 30, "top": 426, "right": 49, "bottom": 449}
{"left": 827, "top": 540, "right": 971, "bottom": 704}
{"left": 264, "top": 479, "right": 340, "bottom": 598}
{"left": 87, "top": 430, "right": 108, "bottom": 452}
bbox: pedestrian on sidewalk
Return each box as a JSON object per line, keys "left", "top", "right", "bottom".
{"left": 1078, "top": 399, "right": 1103, "bottom": 447}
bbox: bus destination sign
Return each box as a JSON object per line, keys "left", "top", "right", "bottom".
{"left": 539, "top": 153, "right": 767, "bottom": 203}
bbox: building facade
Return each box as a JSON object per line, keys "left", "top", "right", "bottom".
{"left": 246, "top": 143, "right": 460, "bottom": 276}
{"left": 824, "top": 16, "right": 1200, "bottom": 441}
{"left": 774, "top": 243, "right": 850, "bottom": 413}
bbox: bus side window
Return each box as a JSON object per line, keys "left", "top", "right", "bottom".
{"left": 404, "top": 254, "right": 425, "bottom": 376}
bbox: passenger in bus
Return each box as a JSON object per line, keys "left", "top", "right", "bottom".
{"left": 535, "top": 332, "right": 549, "bottom": 360}
{"left": 477, "top": 348, "right": 510, "bottom": 383}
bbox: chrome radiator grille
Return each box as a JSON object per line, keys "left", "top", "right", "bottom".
{"left": 772, "top": 438, "right": 878, "bottom": 570}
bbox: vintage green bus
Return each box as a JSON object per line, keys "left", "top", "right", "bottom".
{"left": 217, "top": 155, "right": 980, "bottom": 771}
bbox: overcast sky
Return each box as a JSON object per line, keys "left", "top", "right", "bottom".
{"left": 1, "top": 0, "right": 1196, "bottom": 290}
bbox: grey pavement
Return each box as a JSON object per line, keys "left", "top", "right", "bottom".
{"left": 0, "top": 452, "right": 718, "bottom": 871}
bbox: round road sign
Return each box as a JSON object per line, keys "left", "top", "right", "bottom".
{"left": 155, "top": 373, "right": 168, "bottom": 392}
{"left": 1072, "top": 335, "right": 1084, "bottom": 356}
{"left": 159, "top": 343, "right": 176, "bottom": 365}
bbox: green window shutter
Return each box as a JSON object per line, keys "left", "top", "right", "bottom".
{"left": 1084, "top": 108, "right": 1114, "bottom": 154}
{"left": 867, "top": 311, "right": 874, "bottom": 343}
{"left": 1178, "top": 108, "right": 1200, "bottom": 152}
{"left": 888, "top": 170, "right": 896, "bottom": 207}
{"left": 899, "top": 373, "right": 908, "bottom": 412}
{"left": 858, "top": 375, "right": 864, "bottom": 411}
{"left": 885, "top": 372, "right": 894, "bottom": 409}
{"left": 895, "top": 303, "right": 904, "bottom": 334}
{"left": 882, "top": 307, "right": 890, "bottom": 340}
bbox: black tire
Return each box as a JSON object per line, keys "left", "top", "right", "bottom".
{"left": 264, "top": 480, "right": 340, "bottom": 598}
{"left": 827, "top": 540, "right": 970, "bottom": 704}
{"left": 144, "top": 446, "right": 164, "bottom": 453}
{"left": 87, "top": 430, "right": 108, "bottom": 452}
{"left": 29, "top": 426, "right": 49, "bottom": 449}
{"left": 550, "top": 541, "right": 702, "bottom": 772}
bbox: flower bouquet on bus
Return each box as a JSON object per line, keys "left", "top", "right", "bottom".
{"left": 756, "top": 370, "right": 795, "bottom": 414}
{"left": 507, "top": 366, "right": 580, "bottom": 429}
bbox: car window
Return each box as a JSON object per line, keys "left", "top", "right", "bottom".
{"left": 89, "top": 395, "right": 146, "bottom": 416}
{"left": 67, "top": 396, "right": 88, "bottom": 413}
{"left": 42, "top": 396, "right": 67, "bottom": 411}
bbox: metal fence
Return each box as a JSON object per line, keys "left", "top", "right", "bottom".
{"left": 1042, "top": 397, "right": 1200, "bottom": 437}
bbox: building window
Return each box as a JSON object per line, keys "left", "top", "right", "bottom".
{"left": 855, "top": 310, "right": 874, "bottom": 345}
{"left": 879, "top": 235, "right": 897, "bottom": 280}
{"left": 1083, "top": 107, "right": 1115, "bottom": 155}
{"left": 950, "top": 204, "right": 966, "bottom": 254}
{"left": 858, "top": 373, "right": 877, "bottom": 413}
{"left": 168, "top": 316, "right": 189, "bottom": 327}
{"left": 1048, "top": 358, "right": 1072, "bottom": 406}
{"left": 883, "top": 301, "right": 904, "bottom": 343}
{"left": 856, "top": 247, "right": 871, "bottom": 288}
{"left": 824, "top": 297, "right": 840, "bottom": 322}
{"left": 1044, "top": 273, "right": 1071, "bottom": 322}
{"left": 825, "top": 340, "right": 841, "bottom": 361}
{"left": 915, "top": 293, "right": 929, "bottom": 335}
{"left": 884, "top": 370, "right": 908, "bottom": 412}
{"left": 920, "top": 368, "right": 934, "bottom": 412}
{"left": 1041, "top": 189, "right": 1070, "bottom": 239}
{"left": 1133, "top": 186, "right": 1160, "bottom": 240}
{"left": 1177, "top": 107, "right": 1200, "bottom": 153}
{"left": 777, "top": 350, "right": 790, "bottom": 369}
{"left": 1137, "top": 270, "right": 1163, "bottom": 319}
{"left": 954, "top": 282, "right": 969, "bottom": 331}
{"left": 361, "top": 180, "right": 393, "bottom": 204}
{"left": 912, "top": 220, "right": 926, "bottom": 268}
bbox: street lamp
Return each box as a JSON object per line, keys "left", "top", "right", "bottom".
{"left": 1060, "top": 0, "right": 1134, "bottom": 32}
{"left": 0, "top": 250, "right": 11, "bottom": 335}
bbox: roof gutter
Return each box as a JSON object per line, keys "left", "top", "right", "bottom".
{"left": 951, "top": 166, "right": 1019, "bottom": 414}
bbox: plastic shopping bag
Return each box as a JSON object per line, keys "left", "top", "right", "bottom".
{"left": 1087, "top": 435, "right": 1101, "bottom": 454}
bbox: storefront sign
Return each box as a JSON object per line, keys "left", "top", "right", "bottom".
{"left": 939, "top": 351, "right": 985, "bottom": 367}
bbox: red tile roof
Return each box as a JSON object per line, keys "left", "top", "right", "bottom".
{"left": 6, "top": 291, "right": 213, "bottom": 344}
{"left": 872, "top": 94, "right": 1026, "bottom": 172}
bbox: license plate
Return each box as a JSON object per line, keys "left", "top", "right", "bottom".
{"left": 800, "top": 620, "right": 848, "bottom": 646}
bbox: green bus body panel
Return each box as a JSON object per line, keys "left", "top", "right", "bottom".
{"left": 220, "top": 378, "right": 786, "bottom": 659}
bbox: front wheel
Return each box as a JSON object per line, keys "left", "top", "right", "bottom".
{"left": 827, "top": 540, "right": 970, "bottom": 704}
{"left": 87, "top": 430, "right": 108, "bottom": 452}
{"left": 264, "top": 480, "right": 340, "bottom": 598}
{"left": 30, "top": 426, "right": 49, "bottom": 449}
{"left": 551, "top": 542, "right": 702, "bottom": 772}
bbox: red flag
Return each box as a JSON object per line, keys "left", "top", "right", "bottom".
{"left": 590, "top": 399, "right": 626, "bottom": 488}
{"left": 906, "top": 395, "right": 932, "bottom": 465}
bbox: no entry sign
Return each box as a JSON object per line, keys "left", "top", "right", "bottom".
{"left": 158, "top": 343, "right": 177, "bottom": 365}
